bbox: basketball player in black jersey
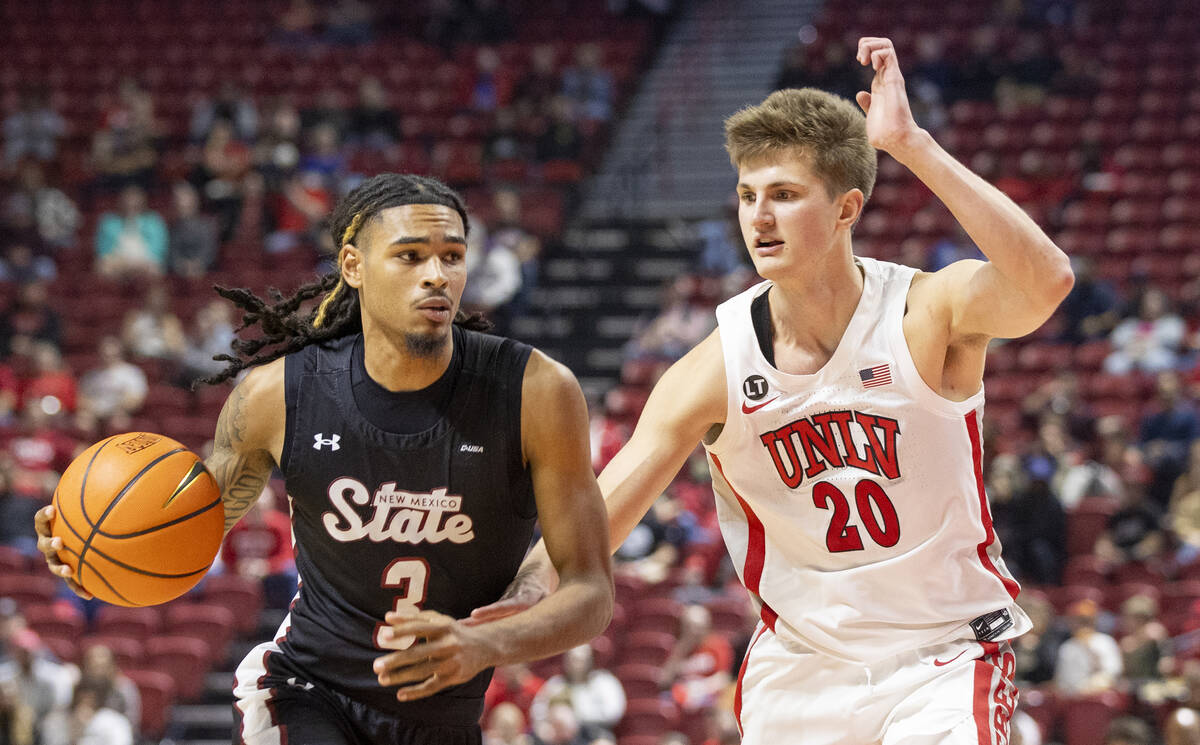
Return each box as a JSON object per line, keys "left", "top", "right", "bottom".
{"left": 35, "top": 174, "right": 614, "bottom": 745}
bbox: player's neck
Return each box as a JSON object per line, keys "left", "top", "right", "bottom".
{"left": 768, "top": 250, "right": 864, "bottom": 356}
{"left": 360, "top": 326, "right": 454, "bottom": 392}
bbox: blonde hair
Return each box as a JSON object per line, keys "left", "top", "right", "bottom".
{"left": 724, "top": 88, "right": 877, "bottom": 202}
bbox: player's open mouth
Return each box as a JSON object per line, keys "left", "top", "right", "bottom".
{"left": 416, "top": 299, "right": 452, "bottom": 321}
{"left": 756, "top": 239, "right": 783, "bottom": 247}
{"left": 755, "top": 239, "right": 784, "bottom": 255}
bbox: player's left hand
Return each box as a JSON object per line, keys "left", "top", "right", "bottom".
{"left": 854, "top": 37, "right": 924, "bottom": 157}
{"left": 373, "top": 609, "right": 498, "bottom": 701}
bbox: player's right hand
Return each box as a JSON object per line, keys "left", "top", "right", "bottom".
{"left": 34, "top": 505, "right": 93, "bottom": 600}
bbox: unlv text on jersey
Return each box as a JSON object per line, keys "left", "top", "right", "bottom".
{"left": 759, "top": 410, "right": 901, "bottom": 488}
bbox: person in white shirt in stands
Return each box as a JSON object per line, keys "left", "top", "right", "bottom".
{"left": 530, "top": 644, "right": 625, "bottom": 735}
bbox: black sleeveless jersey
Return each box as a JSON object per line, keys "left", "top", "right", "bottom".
{"left": 270, "top": 326, "right": 536, "bottom": 722}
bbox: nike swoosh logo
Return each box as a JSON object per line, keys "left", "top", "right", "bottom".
{"left": 741, "top": 397, "right": 780, "bottom": 414}
{"left": 933, "top": 650, "right": 967, "bottom": 667}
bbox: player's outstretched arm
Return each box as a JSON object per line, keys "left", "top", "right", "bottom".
{"left": 855, "top": 37, "right": 1073, "bottom": 341}
{"left": 468, "top": 332, "right": 726, "bottom": 623}
{"left": 374, "top": 350, "right": 614, "bottom": 699}
{"left": 204, "top": 359, "right": 284, "bottom": 536}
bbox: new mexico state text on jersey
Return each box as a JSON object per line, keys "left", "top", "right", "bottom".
{"left": 322, "top": 478, "right": 476, "bottom": 544}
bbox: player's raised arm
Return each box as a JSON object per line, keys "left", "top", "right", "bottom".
{"left": 470, "top": 332, "right": 726, "bottom": 621}
{"left": 204, "top": 358, "right": 285, "bottom": 535}
{"left": 854, "top": 36, "right": 1073, "bottom": 342}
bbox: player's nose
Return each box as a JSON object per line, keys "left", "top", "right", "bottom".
{"left": 420, "top": 257, "right": 449, "bottom": 288}
{"left": 752, "top": 199, "right": 774, "bottom": 228}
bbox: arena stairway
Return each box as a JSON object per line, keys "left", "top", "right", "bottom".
{"left": 511, "top": 220, "right": 704, "bottom": 400}
{"left": 579, "top": 0, "right": 821, "bottom": 220}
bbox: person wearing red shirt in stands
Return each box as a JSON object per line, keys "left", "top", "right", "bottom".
{"left": 659, "top": 604, "right": 734, "bottom": 712}
{"left": 220, "top": 484, "right": 296, "bottom": 609}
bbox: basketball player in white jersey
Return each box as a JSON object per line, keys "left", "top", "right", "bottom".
{"left": 473, "top": 37, "right": 1074, "bottom": 744}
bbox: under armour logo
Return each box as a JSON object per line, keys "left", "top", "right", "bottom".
{"left": 286, "top": 677, "right": 315, "bottom": 691}
{"left": 313, "top": 433, "right": 341, "bottom": 451}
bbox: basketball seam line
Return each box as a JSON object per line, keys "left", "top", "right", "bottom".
{"left": 76, "top": 447, "right": 187, "bottom": 588}
{"left": 53, "top": 545, "right": 137, "bottom": 605}
{"left": 96, "top": 492, "right": 222, "bottom": 540}
{"left": 73, "top": 435, "right": 120, "bottom": 587}
{"left": 57, "top": 542, "right": 212, "bottom": 581}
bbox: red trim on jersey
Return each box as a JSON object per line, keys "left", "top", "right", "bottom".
{"left": 965, "top": 411, "right": 1020, "bottom": 600}
{"left": 972, "top": 646, "right": 994, "bottom": 745}
{"left": 733, "top": 624, "right": 769, "bottom": 736}
{"left": 710, "top": 453, "right": 778, "bottom": 630}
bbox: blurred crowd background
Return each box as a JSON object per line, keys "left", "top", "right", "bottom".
{"left": 0, "top": 0, "right": 1197, "bottom": 744}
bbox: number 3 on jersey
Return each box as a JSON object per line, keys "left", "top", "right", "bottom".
{"left": 374, "top": 558, "right": 430, "bottom": 650}
{"left": 813, "top": 479, "right": 900, "bottom": 552}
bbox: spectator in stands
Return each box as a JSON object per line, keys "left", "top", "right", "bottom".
{"left": 1095, "top": 479, "right": 1166, "bottom": 567}
{"left": 266, "top": 170, "right": 331, "bottom": 253}
{"left": 190, "top": 82, "right": 259, "bottom": 144}
{"left": 346, "top": 77, "right": 399, "bottom": 151}
{"left": 486, "top": 663, "right": 546, "bottom": 722}
{"left": 560, "top": 44, "right": 614, "bottom": 124}
{"left": 191, "top": 119, "right": 252, "bottom": 240}
{"left": 0, "top": 282, "right": 62, "bottom": 353}
{"left": 0, "top": 629, "right": 72, "bottom": 743}
{"left": 255, "top": 99, "right": 303, "bottom": 181}
{"left": 1059, "top": 425, "right": 1127, "bottom": 509}
{"left": 1140, "top": 371, "right": 1200, "bottom": 503}
{"left": 1048, "top": 45, "right": 1102, "bottom": 100}
{"left": 120, "top": 283, "right": 186, "bottom": 363}
{"left": 471, "top": 47, "right": 513, "bottom": 114}
{"left": 461, "top": 193, "right": 525, "bottom": 334}
{"left": 531, "top": 701, "right": 593, "bottom": 745}
{"left": 271, "top": 0, "right": 321, "bottom": 50}
{"left": 168, "top": 181, "right": 219, "bottom": 277}
{"left": 530, "top": 644, "right": 625, "bottom": 735}
{"left": 1054, "top": 598, "right": 1123, "bottom": 695}
{"left": 1012, "top": 592, "right": 1067, "bottom": 686}
{"left": 485, "top": 701, "right": 534, "bottom": 745}
{"left": 298, "top": 123, "right": 347, "bottom": 189}
{"left": 1104, "top": 716, "right": 1155, "bottom": 745}
{"left": 625, "top": 276, "right": 716, "bottom": 363}
{"left": 515, "top": 45, "right": 562, "bottom": 119}
{"left": 3, "top": 91, "right": 66, "bottom": 168}
{"left": 616, "top": 494, "right": 690, "bottom": 583}
{"left": 996, "top": 31, "right": 1060, "bottom": 108}
{"left": 1105, "top": 288, "right": 1187, "bottom": 375}
{"left": 1166, "top": 662, "right": 1200, "bottom": 745}
{"left": 300, "top": 88, "right": 349, "bottom": 139}
{"left": 71, "top": 644, "right": 140, "bottom": 734}
{"left": 77, "top": 336, "right": 148, "bottom": 426}
{"left": 4, "top": 162, "right": 80, "bottom": 250}
{"left": 1060, "top": 256, "right": 1121, "bottom": 343}
{"left": 0, "top": 244, "right": 55, "bottom": 286}
{"left": 21, "top": 342, "right": 77, "bottom": 416}
{"left": 659, "top": 605, "right": 733, "bottom": 712}
{"left": 91, "top": 81, "right": 160, "bottom": 194}
{"left": 94, "top": 185, "right": 168, "bottom": 278}
{"left": 323, "top": 0, "right": 374, "bottom": 45}
{"left": 230, "top": 170, "right": 272, "bottom": 245}
{"left": 38, "top": 680, "right": 133, "bottom": 745}
{"left": 536, "top": 97, "right": 585, "bottom": 164}
{"left": 0, "top": 674, "right": 34, "bottom": 745}
{"left": 990, "top": 454, "right": 1066, "bottom": 584}
{"left": 178, "top": 300, "right": 236, "bottom": 385}
{"left": 221, "top": 485, "right": 297, "bottom": 609}
{"left": 950, "top": 27, "right": 1003, "bottom": 103}
{"left": 1119, "top": 594, "right": 1171, "bottom": 700}
{"left": 1171, "top": 441, "right": 1200, "bottom": 565}
{"left": 486, "top": 108, "right": 527, "bottom": 165}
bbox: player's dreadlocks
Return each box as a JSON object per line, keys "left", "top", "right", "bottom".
{"left": 198, "top": 173, "right": 491, "bottom": 387}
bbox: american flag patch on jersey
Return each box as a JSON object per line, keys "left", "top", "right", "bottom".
{"left": 859, "top": 364, "right": 892, "bottom": 388}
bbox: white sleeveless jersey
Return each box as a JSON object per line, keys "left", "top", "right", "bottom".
{"left": 705, "top": 257, "right": 1031, "bottom": 663}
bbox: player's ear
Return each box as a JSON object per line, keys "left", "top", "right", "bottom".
{"left": 837, "top": 188, "right": 864, "bottom": 228}
{"left": 341, "top": 244, "right": 364, "bottom": 289}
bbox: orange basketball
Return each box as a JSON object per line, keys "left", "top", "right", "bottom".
{"left": 51, "top": 432, "right": 224, "bottom": 607}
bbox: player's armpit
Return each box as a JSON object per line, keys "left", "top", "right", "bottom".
{"left": 204, "top": 360, "right": 284, "bottom": 534}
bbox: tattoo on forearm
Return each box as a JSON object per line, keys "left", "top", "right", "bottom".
{"left": 209, "top": 383, "right": 275, "bottom": 533}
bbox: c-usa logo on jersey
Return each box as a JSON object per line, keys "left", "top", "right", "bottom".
{"left": 313, "top": 433, "right": 341, "bottom": 451}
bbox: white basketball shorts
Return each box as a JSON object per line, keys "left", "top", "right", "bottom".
{"left": 734, "top": 624, "right": 1017, "bottom": 745}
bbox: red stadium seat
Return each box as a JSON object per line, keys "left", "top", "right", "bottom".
{"left": 616, "top": 698, "right": 681, "bottom": 739}
{"left": 615, "top": 662, "right": 665, "bottom": 700}
{"left": 23, "top": 602, "right": 87, "bottom": 646}
{"left": 632, "top": 597, "right": 683, "bottom": 635}
{"left": 145, "top": 635, "right": 211, "bottom": 701}
{"left": 199, "top": 573, "right": 264, "bottom": 635}
{"left": 617, "top": 630, "right": 675, "bottom": 667}
{"left": 163, "top": 602, "right": 237, "bottom": 660}
{"left": 1062, "top": 692, "right": 1129, "bottom": 745}
{"left": 125, "top": 669, "right": 176, "bottom": 739}
{"left": 1061, "top": 555, "right": 1108, "bottom": 587}
{"left": 0, "top": 574, "right": 59, "bottom": 609}
{"left": 1066, "top": 497, "right": 1119, "bottom": 557}
{"left": 81, "top": 635, "right": 145, "bottom": 670}
{"left": 95, "top": 605, "right": 162, "bottom": 639}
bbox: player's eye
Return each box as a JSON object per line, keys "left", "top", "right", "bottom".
{"left": 444, "top": 251, "right": 464, "bottom": 264}
{"left": 739, "top": 192, "right": 755, "bottom": 204}
{"left": 774, "top": 190, "right": 793, "bottom": 200}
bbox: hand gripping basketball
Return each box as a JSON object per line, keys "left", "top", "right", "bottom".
{"left": 40, "top": 432, "right": 224, "bottom": 606}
